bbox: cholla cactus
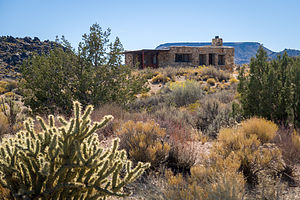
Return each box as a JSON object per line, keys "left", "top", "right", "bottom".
{"left": 0, "top": 101, "right": 150, "bottom": 199}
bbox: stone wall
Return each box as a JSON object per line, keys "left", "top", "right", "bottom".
{"left": 158, "top": 46, "right": 234, "bottom": 70}
{"left": 124, "top": 45, "right": 234, "bottom": 70}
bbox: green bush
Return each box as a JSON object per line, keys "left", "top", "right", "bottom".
{"left": 0, "top": 101, "right": 149, "bottom": 199}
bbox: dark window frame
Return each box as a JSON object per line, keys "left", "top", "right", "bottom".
{"left": 175, "top": 54, "right": 191, "bottom": 62}
{"left": 209, "top": 53, "right": 215, "bottom": 65}
{"left": 218, "top": 55, "right": 225, "bottom": 65}
{"left": 199, "top": 54, "right": 206, "bottom": 65}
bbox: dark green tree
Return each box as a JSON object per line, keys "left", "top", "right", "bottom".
{"left": 21, "top": 23, "right": 148, "bottom": 114}
{"left": 76, "top": 23, "right": 148, "bottom": 107}
{"left": 238, "top": 46, "right": 300, "bottom": 126}
{"left": 21, "top": 47, "right": 76, "bottom": 114}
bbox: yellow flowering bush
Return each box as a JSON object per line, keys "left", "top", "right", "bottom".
{"left": 229, "top": 77, "right": 239, "bottom": 84}
{"left": 213, "top": 118, "right": 284, "bottom": 185}
{"left": 241, "top": 117, "right": 278, "bottom": 144}
{"left": 151, "top": 73, "right": 170, "bottom": 84}
{"left": 207, "top": 78, "right": 216, "bottom": 86}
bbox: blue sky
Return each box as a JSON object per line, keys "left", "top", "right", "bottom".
{"left": 0, "top": 0, "right": 299, "bottom": 52}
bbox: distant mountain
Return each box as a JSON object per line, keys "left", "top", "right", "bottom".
{"left": 156, "top": 42, "right": 300, "bottom": 65}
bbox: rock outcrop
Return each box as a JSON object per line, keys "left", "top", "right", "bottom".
{"left": 0, "top": 36, "right": 60, "bottom": 79}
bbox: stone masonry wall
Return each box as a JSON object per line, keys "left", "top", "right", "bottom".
{"left": 125, "top": 46, "right": 235, "bottom": 70}
{"left": 158, "top": 46, "right": 234, "bottom": 70}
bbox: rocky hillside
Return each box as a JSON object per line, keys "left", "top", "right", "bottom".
{"left": 0, "top": 36, "right": 59, "bottom": 79}
{"left": 156, "top": 42, "right": 300, "bottom": 65}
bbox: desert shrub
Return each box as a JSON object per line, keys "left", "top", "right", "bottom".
{"left": 167, "top": 80, "right": 204, "bottom": 107}
{"left": 190, "top": 163, "right": 245, "bottom": 200}
{"left": 207, "top": 78, "right": 216, "bottom": 86}
{"left": 202, "top": 174, "right": 245, "bottom": 200}
{"left": 157, "top": 66, "right": 180, "bottom": 80}
{"left": 91, "top": 103, "right": 127, "bottom": 138}
{"left": 212, "top": 90, "right": 235, "bottom": 104}
{"left": 213, "top": 122, "right": 285, "bottom": 186}
{"left": 3, "top": 91, "right": 14, "bottom": 98}
{"left": 140, "top": 92, "right": 150, "bottom": 99}
{"left": 151, "top": 73, "right": 170, "bottom": 84}
{"left": 0, "top": 184, "right": 10, "bottom": 200}
{"left": 253, "top": 173, "right": 286, "bottom": 200}
{"left": 163, "top": 170, "right": 192, "bottom": 200}
{"left": 0, "top": 87, "right": 6, "bottom": 94}
{"left": 241, "top": 117, "right": 278, "bottom": 144}
{"left": 195, "top": 98, "right": 235, "bottom": 137}
{"left": 128, "top": 94, "right": 166, "bottom": 112}
{"left": 0, "top": 81, "right": 8, "bottom": 90}
{"left": 153, "top": 105, "right": 195, "bottom": 131}
{"left": 0, "top": 101, "right": 150, "bottom": 199}
{"left": 185, "top": 101, "right": 201, "bottom": 112}
{"left": 199, "top": 66, "right": 230, "bottom": 82}
{"left": 141, "top": 68, "right": 159, "bottom": 79}
{"left": 292, "top": 130, "right": 300, "bottom": 150}
{"left": 229, "top": 77, "right": 238, "bottom": 84}
{"left": 275, "top": 128, "right": 300, "bottom": 166}
{"left": 117, "top": 120, "right": 170, "bottom": 169}
{"left": 0, "top": 96, "right": 23, "bottom": 134}
{"left": 5, "top": 79, "right": 18, "bottom": 91}
{"left": 164, "top": 156, "right": 245, "bottom": 200}
{"left": 167, "top": 140, "right": 197, "bottom": 174}
{"left": 92, "top": 104, "right": 151, "bottom": 139}
{"left": 122, "top": 171, "right": 169, "bottom": 200}
{"left": 0, "top": 113, "right": 9, "bottom": 137}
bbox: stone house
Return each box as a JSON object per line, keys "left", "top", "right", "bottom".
{"left": 124, "top": 36, "right": 234, "bottom": 70}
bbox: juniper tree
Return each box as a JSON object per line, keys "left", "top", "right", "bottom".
{"left": 21, "top": 23, "right": 148, "bottom": 114}
{"left": 238, "top": 46, "right": 300, "bottom": 126}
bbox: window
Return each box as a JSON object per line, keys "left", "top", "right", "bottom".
{"left": 209, "top": 53, "right": 215, "bottom": 65}
{"left": 218, "top": 55, "right": 225, "bottom": 65}
{"left": 175, "top": 54, "right": 191, "bottom": 62}
{"left": 199, "top": 54, "right": 206, "bottom": 65}
{"left": 153, "top": 54, "right": 157, "bottom": 64}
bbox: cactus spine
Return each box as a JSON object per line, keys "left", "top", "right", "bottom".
{"left": 0, "top": 101, "right": 150, "bottom": 199}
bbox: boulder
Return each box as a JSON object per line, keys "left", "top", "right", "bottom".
{"left": 6, "top": 36, "right": 17, "bottom": 43}
{"left": 24, "top": 36, "right": 32, "bottom": 43}
{"left": 33, "top": 37, "right": 40, "bottom": 43}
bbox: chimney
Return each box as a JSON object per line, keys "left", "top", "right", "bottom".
{"left": 212, "top": 36, "right": 223, "bottom": 46}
